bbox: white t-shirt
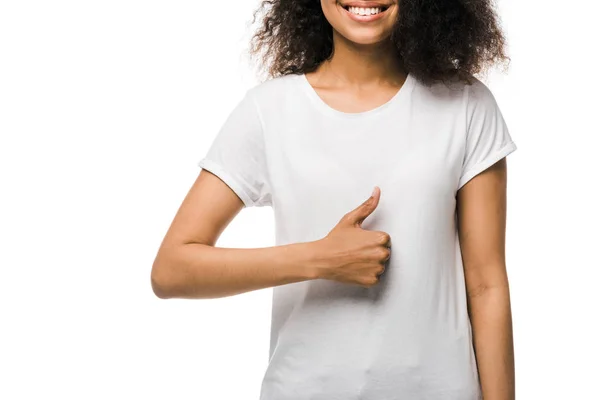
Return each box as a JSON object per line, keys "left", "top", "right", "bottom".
{"left": 197, "top": 71, "right": 517, "bottom": 400}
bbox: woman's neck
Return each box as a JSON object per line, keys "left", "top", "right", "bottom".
{"left": 317, "top": 30, "right": 407, "bottom": 87}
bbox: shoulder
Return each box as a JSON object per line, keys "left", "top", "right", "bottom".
{"left": 413, "top": 73, "right": 498, "bottom": 112}
{"left": 416, "top": 72, "right": 489, "bottom": 95}
{"left": 246, "top": 74, "right": 302, "bottom": 103}
{"left": 242, "top": 74, "right": 304, "bottom": 121}
{"left": 459, "top": 75, "right": 500, "bottom": 113}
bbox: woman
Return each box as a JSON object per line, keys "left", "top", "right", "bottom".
{"left": 151, "top": 0, "right": 517, "bottom": 399}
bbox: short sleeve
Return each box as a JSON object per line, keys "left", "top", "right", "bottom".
{"left": 457, "top": 79, "right": 517, "bottom": 190}
{"left": 197, "top": 90, "right": 272, "bottom": 208}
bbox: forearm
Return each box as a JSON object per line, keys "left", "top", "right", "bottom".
{"left": 467, "top": 285, "right": 515, "bottom": 400}
{"left": 151, "top": 240, "right": 321, "bottom": 299}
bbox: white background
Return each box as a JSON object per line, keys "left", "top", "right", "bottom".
{"left": 1, "top": 1, "right": 598, "bottom": 399}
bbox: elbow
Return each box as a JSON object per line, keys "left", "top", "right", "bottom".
{"left": 466, "top": 282, "right": 490, "bottom": 300}
{"left": 151, "top": 242, "right": 213, "bottom": 299}
{"left": 151, "top": 271, "right": 170, "bottom": 299}
{"left": 466, "top": 281, "right": 510, "bottom": 300}
{"left": 150, "top": 258, "right": 175, "bottom": 299}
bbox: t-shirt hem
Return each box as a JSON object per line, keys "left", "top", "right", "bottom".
{"left": 457, "top": 141, "right": 517, "bottom": 191}
{"left": 197, "top": 158, "right": 256, "bottom": 207}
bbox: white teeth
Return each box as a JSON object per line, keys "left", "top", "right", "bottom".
{"left": 348, "top": 6, "right": 383, "bottom": 16}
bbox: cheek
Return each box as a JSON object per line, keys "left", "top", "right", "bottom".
{"left": 320, "top": 0, "right": 343, "bottom": 26}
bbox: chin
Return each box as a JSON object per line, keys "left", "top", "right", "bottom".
{"left": 338, "top": 29, "right": 392, "bottom": 46}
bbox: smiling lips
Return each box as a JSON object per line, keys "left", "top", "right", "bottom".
{"left": 340, "top": 2, "right": 391, "bottom": 22}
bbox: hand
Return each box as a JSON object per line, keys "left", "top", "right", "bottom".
{"left": 311, "top": 186, "right": 391, "bottom": 287}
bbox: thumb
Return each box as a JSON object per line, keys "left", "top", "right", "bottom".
{"left": 343, "top": 186, "right": 381, "bottom": 228}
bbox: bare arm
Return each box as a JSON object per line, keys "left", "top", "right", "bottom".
{"left": 457, "top": 158, "right": 515, "bottom": 400}
{"left": 150, "top": 170, "right": 319, "bottom": 299}
{"left": 150, "top": 171, "right": 391, "bottom": 299}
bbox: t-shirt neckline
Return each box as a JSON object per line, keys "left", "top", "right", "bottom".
{"left": 298, "top": 71, "right": 415, "bottom": 119}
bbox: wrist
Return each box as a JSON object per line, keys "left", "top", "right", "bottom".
{"left": 302, "top": 238, "right": 335, "bottom": 280}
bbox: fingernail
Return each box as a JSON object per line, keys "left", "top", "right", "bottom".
{"left": 371, "top": 186, "right": 377, "bottom": 197}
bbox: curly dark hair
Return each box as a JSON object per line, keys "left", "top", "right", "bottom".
{"left": 249, "top": 0, "right": 510, "bottom": 86}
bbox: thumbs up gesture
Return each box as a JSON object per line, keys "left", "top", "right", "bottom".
{"left": 311, "top": 186, "right": 391, "bottom": 287}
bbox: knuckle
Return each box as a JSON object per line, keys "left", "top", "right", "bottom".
{"left": 382, "top": 248, "right": 391, "bottom": 260}
{"left": 377, "top": 232, "right": 391, "bottom": 245}
{"left": 361, "top": 276, "right": 378, "bottom": 287}
{"left": 375, "top": 247, "right": 390, "bottom": 260}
